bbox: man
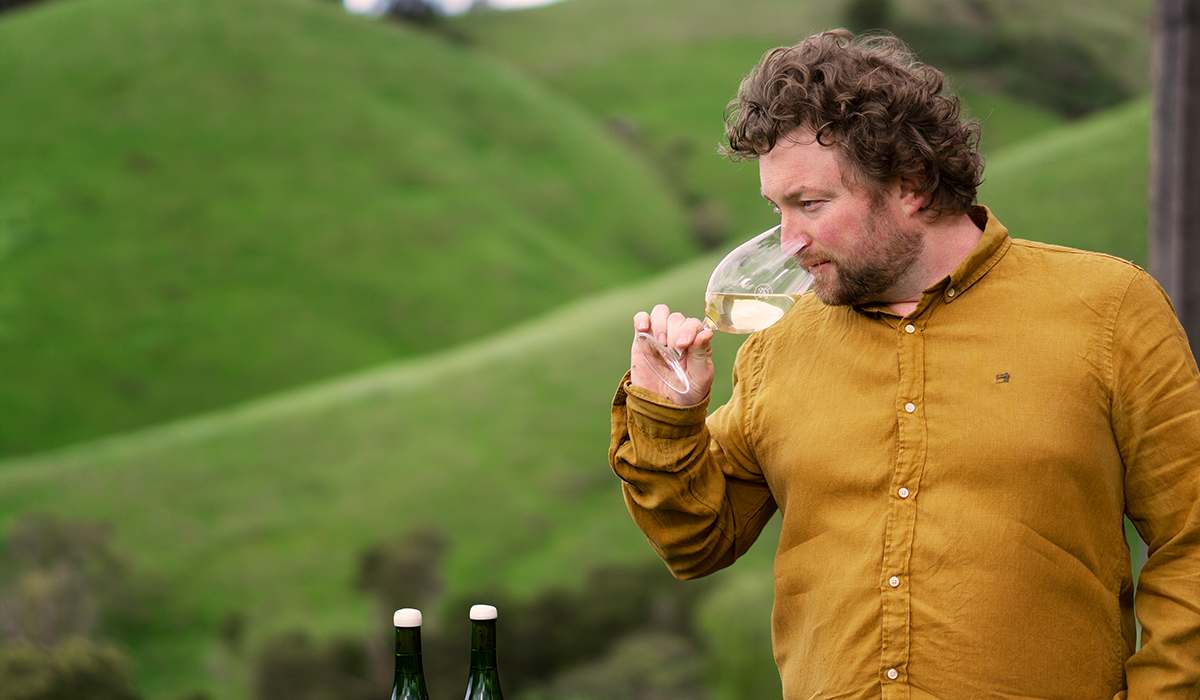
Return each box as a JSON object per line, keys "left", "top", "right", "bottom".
{"left": 609, "top": 29, "right": 1200, "bottom": 699}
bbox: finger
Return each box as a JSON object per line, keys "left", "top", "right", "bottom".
{"left": 633, "top": 311, "right": 650, "bottom": 333}
{"left": 666, "top": 312, "right": 687, "bottom": 347}
{"left": 649, "top": 304, "right": 672, "bottom": 344}
{"left": 674, "top": 318, "right": 707, "bottom": 347}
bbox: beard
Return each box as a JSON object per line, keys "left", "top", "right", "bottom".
{"left": 808, "top": 202, "right": 925, "bottom": 307}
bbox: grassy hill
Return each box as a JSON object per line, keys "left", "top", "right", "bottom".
{"left": 0, "top": 96, "right": 1151, "bottom": 699}
{"left": 980, "top": 98, "right": 1149, "bottom": 264}
{"left": 0, "top": 0, "right": 697, "bottom": 457}
{"left": 451, "top": 0, "right": 1152, "bottom": 242}
{"left": 450, "top": 0, "right": 1143, "bottom": 273}
{"left": 454, "top": 0, "right": 1151, "bottom": 92}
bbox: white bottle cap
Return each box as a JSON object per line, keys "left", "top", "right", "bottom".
{"left": 394, "top": 608, "right": 422, "bottom": 627}
{"left": 469, "top": 604, "right": 498, "bottom": 620}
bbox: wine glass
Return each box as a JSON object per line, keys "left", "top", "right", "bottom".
{"left": 635, "top": 224, "right": 814, "bottom": 394}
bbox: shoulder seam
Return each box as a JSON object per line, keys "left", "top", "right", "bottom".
{"left": 1008, "top": 238, "right": 1144, "bottom": 271}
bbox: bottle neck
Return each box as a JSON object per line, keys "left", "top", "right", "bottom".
{"left": 468, "top": 619, "right": 498, "bottom": 670}
{"left": 395, "top": 626, "right": 425, "bottom": 675}
{"left": 469, "top": 648, "right": 498, "bottom": 670}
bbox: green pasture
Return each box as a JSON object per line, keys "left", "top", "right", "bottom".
{"left": 0, "top": 92, "right": 1152, "bottom": 698}
{"left": 455, "top": 0, "right": 1152, "bottom": 94}
{"left": 0, "top": 0, "right": 696, "bottom": 457}
{"left": 0, "top": 248, "right": 764, "bottom": 698}
{"left": 455, "top": 0, "right": 1141, "bottom": 267}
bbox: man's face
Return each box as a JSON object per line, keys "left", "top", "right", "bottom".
{"left": 759, "top": 129, "right": 925, "bottom": 307}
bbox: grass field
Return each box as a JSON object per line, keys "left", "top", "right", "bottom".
{"left": 456, "top": 0, "right": 1152, "bottom": 93}
{"left": 0, "top": 0, "right": 697, "bottom": 457}
{"left": 0, "top": 91, "right": 1152, "bottom": 698}
{"left": 455, "top": 0, "right": 1143, "bottom": 279}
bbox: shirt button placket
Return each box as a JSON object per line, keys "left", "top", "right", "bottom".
{"left": 883, "top": 317, "right": 925, "bottom": 697}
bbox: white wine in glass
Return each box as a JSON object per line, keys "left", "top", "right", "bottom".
{"left": 636, "top": 224, "right": 814, "bottom": 394}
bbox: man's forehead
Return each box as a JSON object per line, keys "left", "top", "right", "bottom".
{"left": 760, "top": 134, "right": 847, "bottom": 193}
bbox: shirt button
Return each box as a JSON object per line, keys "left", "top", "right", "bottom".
{"left": 887, "top": 668, "right": 899, "bottom": 680}
{"left": 889, "top": 575, "right": 900, "bottom": 588}
{"left": 947, "top": 287, "right": 957, "bottom": 298}
{"left": 904, "top": 402, "right": 916, "bottom": 413}
{"left": 898, "top": 487, "right": 910, "bottom": 498}
{"left": 905, "top": 323, "right": 915, "bottom": 333}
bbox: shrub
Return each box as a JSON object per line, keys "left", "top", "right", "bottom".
{"left": 844, "top": 0, "right": 892, "bottom": 34}
{"left": 0, "top": 637, "right": 142, "bottom": 700}
{"left": 0, "top": 514, "right": 142, "bottom": 648}
{"left": 355, "top": 528, "right": 447, "bottom": 618}
{"left": 529, "top": 631, "right": 707, "bottom": 700}
{"left": 254, "top": 631, "right": 383, "bottom": 700}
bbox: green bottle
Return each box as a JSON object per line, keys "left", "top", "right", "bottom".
{"left": 462, "top": 604, "right": 504, "bottom": 700}
{"left": 391, "top": 608, "right": 431, "bottom": 700}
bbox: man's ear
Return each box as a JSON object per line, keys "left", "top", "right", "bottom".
{"left": 897, "top": 176, "right": 927, "bottom": 216}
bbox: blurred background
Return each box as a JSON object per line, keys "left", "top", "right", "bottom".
{"left": 0, "top": 0, "right": 1152, "bottom": 697}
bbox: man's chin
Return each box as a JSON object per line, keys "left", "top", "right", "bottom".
{"left": 813, "top": 280, "right": 877, "bottom": 308}
{"left": 813, "top": 289, "right": 846, "bottom": 307}
{"left": 811, "top": 277, "right": 847, "bottom": 306}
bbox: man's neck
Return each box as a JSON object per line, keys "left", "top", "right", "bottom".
{"left": 887, "top": 212, "right": 985, "bottom": 317}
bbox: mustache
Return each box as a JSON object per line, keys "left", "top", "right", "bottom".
{"left": 795, "top": 251, "right": 832, "bottom": 268}
{"left": 784, "top": 241, "right": 824, "bottom": 267}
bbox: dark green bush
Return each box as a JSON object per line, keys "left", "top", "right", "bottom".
{"left": 0, "top": 514, "right": 143, "bottom": 649}
{"left": 837, "top": 5, "right": 1132, "bottom": 119}
{"left": 844, "top": 0, "right": 892, "bottom": 34}
{"left": 0, "top": 637, "right": 142, "bottom": 700}
{"left": 355, "top": 528, "right": 448, "bottom": 617}
{"left": 529, "top": 631, "right": 707, "bottom": 700}
{"left": 254, "top": 631, "right": 382, "bottom": 700}
{"left": 899, "top": 22, "right": 1131, "bottom": 117}
{"left": 423, "top": 560, "right": 713, "bottom": 697}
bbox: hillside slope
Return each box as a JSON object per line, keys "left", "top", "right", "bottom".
{"left": 455, "top": 0, "right": 1150, "bottom": 91}
{"left": 980, "top": 99, "right": 1149, "bottom": 265}
{"left": 0, "top": 0, "right": 695, "bottom": 456}
{"left": 0, "top": 97, "right": 1151, "bottom": 700}
{"left": 449, "top": 0, "right": 1140, "bottom": 268}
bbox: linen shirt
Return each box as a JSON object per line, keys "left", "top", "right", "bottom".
{"left": 609, "top": 208, "right": 1200, "bottom": 699}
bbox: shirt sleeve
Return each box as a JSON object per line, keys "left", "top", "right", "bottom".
{"left": 608, "top": 354, "right": 777, "bottom": 580}
{"left": 1113, "top": 270, "right": 1200, "bottom": 698}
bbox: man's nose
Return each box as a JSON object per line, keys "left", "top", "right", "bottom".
{"left": 779, "top": 222, "right": 811, "bottom": 257}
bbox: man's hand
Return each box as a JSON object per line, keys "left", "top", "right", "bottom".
{"left": 630, "top": 304, "right": 715, "bottom": 406}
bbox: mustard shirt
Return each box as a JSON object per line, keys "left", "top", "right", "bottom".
{"left": 609, "top": 208, "right": 1200, "bottom": 699}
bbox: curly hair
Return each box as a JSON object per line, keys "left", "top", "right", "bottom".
{"left": 723, "top": 29, "right": 984, "bottom": 216}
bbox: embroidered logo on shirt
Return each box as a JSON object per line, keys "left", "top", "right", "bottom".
{"left": 995, "top": 373, "right": 1011, "bottom": 384}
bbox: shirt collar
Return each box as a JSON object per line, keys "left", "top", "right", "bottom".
{"left": 944, "top": 205, "right": 1010, "bottom": 300}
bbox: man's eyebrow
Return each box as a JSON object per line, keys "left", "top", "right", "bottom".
{"left": 762, "top": 186, "right": 816, "bottom": 203}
